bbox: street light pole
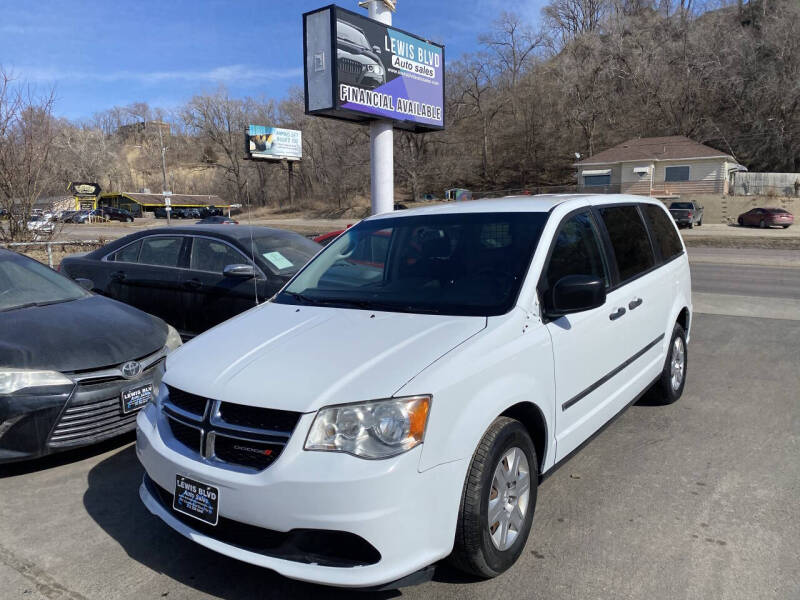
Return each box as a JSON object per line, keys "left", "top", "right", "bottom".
{"left": 158, "top": 124, "right": 172, "bottom": 225}
{"left": 367, "top": 0, "right": 394, "bottom": 216}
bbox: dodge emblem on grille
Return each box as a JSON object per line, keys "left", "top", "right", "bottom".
{"left": 121, "top": 360, "right": 142, "bottom": 379}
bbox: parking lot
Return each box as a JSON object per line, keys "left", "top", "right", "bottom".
{"left": 1, "top": 248, "right": 798, "bottom": 600}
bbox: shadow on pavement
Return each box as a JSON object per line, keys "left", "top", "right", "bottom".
{"left": 0, "top": 432, "right": 135, "bottom": 478}
{"left": 83, "top": 445, "right": 405, "bottom": 599}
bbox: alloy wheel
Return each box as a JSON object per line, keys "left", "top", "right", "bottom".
{"left": 671, "top": 337, "right": 686, "bottom": 391}
{"left": 488, "top": 447, "right": 531, "bottom": 551}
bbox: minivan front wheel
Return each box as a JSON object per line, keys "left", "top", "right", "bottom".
{"left": 450, "top": 417, "right": 537, "bottom": 578}
{"left": 652, "top": 322, "right": 687, "bottom": 404}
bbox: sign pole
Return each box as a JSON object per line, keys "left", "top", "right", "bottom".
{"left": 287, "top": 161, "right": 294, "bottom": 207}
{"left": 367, "top": 0, "right": 394, "bottom": 216}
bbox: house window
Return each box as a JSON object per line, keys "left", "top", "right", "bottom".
{"left": 665, "top": 166, "right": 690, "bottom": 182}
{"left": 584, "top": 174, "right": 611, "bottom": 186}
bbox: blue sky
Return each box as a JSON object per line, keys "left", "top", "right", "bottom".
{"left": 0, "top": 0, "right": 544, "bottom": 120}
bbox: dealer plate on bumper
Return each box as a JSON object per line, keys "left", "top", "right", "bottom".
{"left": 121, "top": 383, "right": 153, "bottom": 414}
{"left": 173, "top": 475, "right": 219, "bottom": 525}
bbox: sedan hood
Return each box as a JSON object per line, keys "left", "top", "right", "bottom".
{"left": 164, "top": 302, "right": 486, "bottom": 413}
{"left": 0, "top": 295, "right": 166, "bottom": 372}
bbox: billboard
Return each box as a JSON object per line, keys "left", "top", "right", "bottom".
{"left": 303, "top": 5, "right": 445, "bottom": 132}
{"left": 245, "top": 126, "right": 302, "bottom": 161}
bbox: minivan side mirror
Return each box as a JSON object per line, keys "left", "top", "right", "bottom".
{"left": 545, "top": 275, "right": 606, "bottom": 318}
{"left": 223, "top": 264, "right": 256, "bottom": 279}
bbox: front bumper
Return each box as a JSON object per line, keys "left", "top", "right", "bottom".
{"left": 136, "top": 404, "right": 467, "bottom": 588}
{"left": 0, "top": 367, "right": 159, "bottom": 464}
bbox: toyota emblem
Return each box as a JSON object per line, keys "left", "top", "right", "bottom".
{"left": 121, "top": 361, "right": 142, "bottom": 379}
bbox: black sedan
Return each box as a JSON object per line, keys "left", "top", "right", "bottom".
{"left": 60, "top": 226, "right": 321, "bottom": 339}
{"left": 0, "top": 249, "right": 182, "bottom": 463}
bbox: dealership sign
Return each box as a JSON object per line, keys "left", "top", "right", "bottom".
{"left": 245, "top": 126, "right": 302, "bottom": 161}
{"left": 303, "top": 5, "right": 445, "bottom": 132}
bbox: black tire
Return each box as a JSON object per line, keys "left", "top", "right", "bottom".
{"left": 759, "top": 220, "right": 766, "bottom": 229}
{"left": 738, "top": 217, "right": 743, "bottom": 226}
{"left": 688, "top": 222, "right": 693, "bottom": 229}
{"left": 651, "top": 322, "right": 687, "bottom": 405}
{"left": 450, "top": 417, "right": 537, "bottom": 579}
{"left": 783, "top": 225, "right": 790, "bottom": 229}
{"left": 127, "top": 217, "right": 133, "bottom": 223}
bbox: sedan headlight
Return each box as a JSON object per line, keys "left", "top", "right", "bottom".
{"left": 0, "top": 369, "right": 73, "bottom": 395}
{"left": 165, "top": 325, "right": 182, "bottom": 353}
{"left": 305, "top": 396, "right": 431, "bottom": 459}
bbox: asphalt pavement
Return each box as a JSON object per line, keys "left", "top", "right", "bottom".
{"left": 0, "top": 251, "right": 798, "bottom": 600}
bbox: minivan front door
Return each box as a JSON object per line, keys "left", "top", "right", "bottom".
{"left": 540, "top": 210, "right": 631, "bottom": 461}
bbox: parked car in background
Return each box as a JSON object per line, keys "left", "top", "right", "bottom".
{"left": 136, "top": 195, "right": 691, "bottom": 587}
{"left": 60, "top": 226, "right": 321, "bottom": 339}
{"left": 737, "top": 207, "right": 793, "bottom": 229}
{"left": 199, "top": 206, "right": 223, "bottom": 218}
{"left": 100, "top": 207, "right": 135, "bottom": 223}
{"left": 313, "top": 224, "right": 354, "bottom": 246}
{"left": 0, "top": 248, "right": 181, "bottom": 463}
{"left": 71, "top": 209, "right": 109, "bottom": 224}
{"left": 196, "top": 216, "right": 237, "bottom": 225}
{"left": 54, "top": 210, "right": 79, "bottom": 223}
{"left": 26, "top": 215, "right": 55, "bottom": 236}
{"left": 668, "top": 201, "right": 703, "bottom": 228}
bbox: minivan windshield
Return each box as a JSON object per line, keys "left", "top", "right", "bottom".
{"left": 0, "top": 252, "right": 88, "bottom": 312}
{"left": 275, "top": 212, "right": 549, "bottom": 316}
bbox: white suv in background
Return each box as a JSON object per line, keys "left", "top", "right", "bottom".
{"left": 136, "top": 194, "right": 691, "bottom": 588}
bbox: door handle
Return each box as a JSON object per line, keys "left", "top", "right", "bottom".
{"left": 609, "top": 307, "right": 626, "bottom": 321}
{"left": 628, "top": 298, "right": 643, "bottom": 310}
{"left": 110, "top": 271, "right": 126, "bottom": 282}
{"left": 183, "top": 279, "right": 202, "bottom": 290}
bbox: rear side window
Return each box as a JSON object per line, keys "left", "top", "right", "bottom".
{"left": 599, "top": 206, "right": 655, "bottom": 282}
{"left": 545, "top": 211, "right": 609, "bottom": 291}
{"left": 138, "top": 236, "right": 184, "bottom": 267}
{"left": 643, "top": 205, "right": 683, "bottom": 261}
{"left": 111, "top": 240, "right": 142, "bottom": 263}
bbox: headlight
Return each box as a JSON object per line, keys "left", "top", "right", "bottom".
{"left": 149, "top": 362, "right": 167, "bottom": 408}
{"left": 165, "top": 325, "right": 182, "bottom": 353}
{"left": 0, "top": 369, "right": 73, "bottom": 395}
{"left": 368, "top": 64, "right": 384, "bottom": 77}
{"left": 305, "top": 396, "right": 431, "bottom": 459}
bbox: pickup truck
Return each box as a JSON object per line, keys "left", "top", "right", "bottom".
{"left": 669, "top": 201, "right": 703, "bottom": 228}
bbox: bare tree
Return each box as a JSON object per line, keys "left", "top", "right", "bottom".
{"left": 0, "top": 70, "right": 58, "bottom": 242}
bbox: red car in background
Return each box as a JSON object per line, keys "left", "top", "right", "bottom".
{"left": 737, "top": 207, "right": 794, "bottom": 228}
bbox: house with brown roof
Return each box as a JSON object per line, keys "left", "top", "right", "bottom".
{"left": 575, "top": 136, "right": 744, "bottom": 197}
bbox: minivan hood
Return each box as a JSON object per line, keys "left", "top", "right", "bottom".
{"left": 164, "top": 302, "right": 486, "bottom": 413}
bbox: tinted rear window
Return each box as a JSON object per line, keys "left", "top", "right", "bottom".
{"left": 599, "top": 205, "right": 655, "bottom": 282}
{"left": 643, "top": 205, "right": 684, "bottom": 261}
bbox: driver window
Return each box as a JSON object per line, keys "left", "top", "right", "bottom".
{"left": 545, "top": 212, "right": 609, "bottom": 291}
{"left": 190, "top": 238, "right": 248, "bottom": 273}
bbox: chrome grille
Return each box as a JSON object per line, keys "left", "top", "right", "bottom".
{"left": 49, "top": 350, "right": 165, "bottom": 448}
{"left": 162, "top": 386, "right": 301, "bottom": 472}
{"left": 339, "top": 58, "right": 363, "bottom": 74}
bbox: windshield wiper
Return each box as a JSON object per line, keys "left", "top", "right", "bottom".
{"left": 320, "top": 298, "right": 442, "bottom": 314}
{"left": 0, "top": 299, "right": 71, "bottom": 313}
{"left": 283, "top": 291, "right": 323, "bottom": 306}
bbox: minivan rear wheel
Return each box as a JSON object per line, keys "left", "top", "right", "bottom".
{"left": 652, "top": 322, "right": 687, "bottom": 404}
{"left": 450, "top": 417, "right": 537, "bottom": 579}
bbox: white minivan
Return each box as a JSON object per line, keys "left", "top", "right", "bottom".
{"left": 136, "top": 194, "right": 691, "bottom": 588}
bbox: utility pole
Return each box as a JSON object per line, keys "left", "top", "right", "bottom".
{"left": 158, "top": 123, "right": 171, "bottom": 225}
{"left": 366, "top": 0, "right": 394, "bottom": 216}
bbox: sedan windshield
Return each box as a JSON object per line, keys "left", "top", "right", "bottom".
{"left": 275, "top": 212, "right": 549, "bottom": 316}
{"left": 0, "top": 253, "right": 88, "bottom": 312}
